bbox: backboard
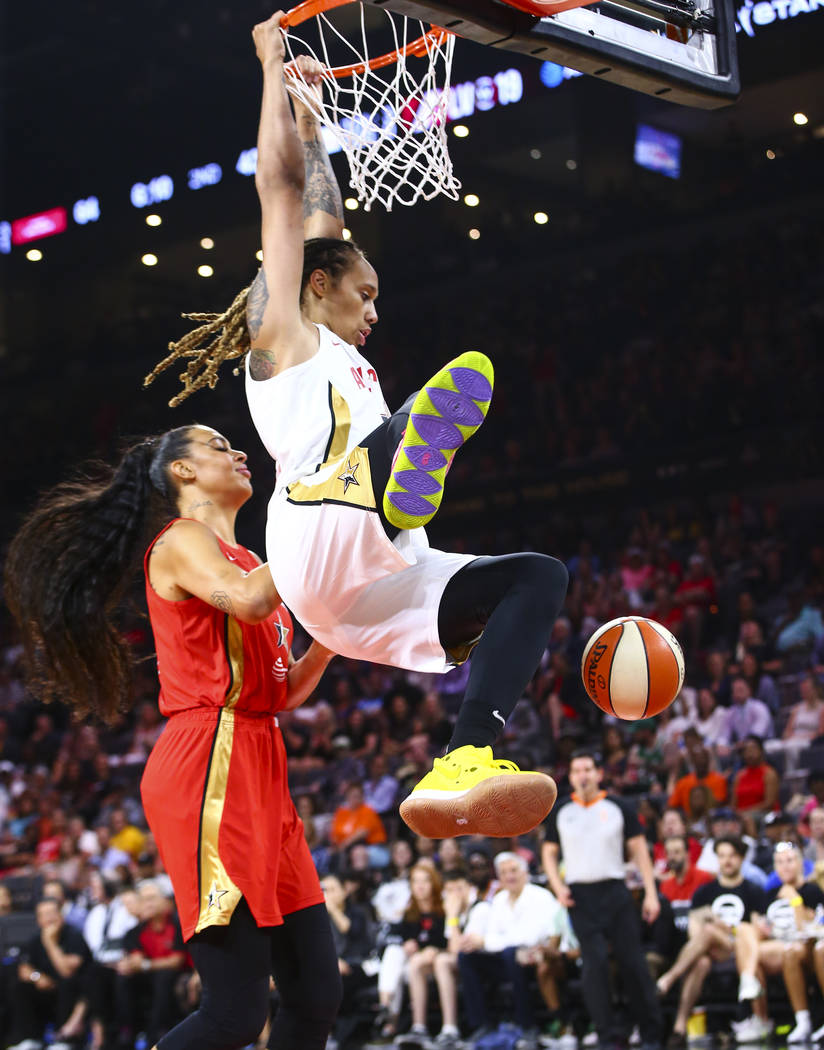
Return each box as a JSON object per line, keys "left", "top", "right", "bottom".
{"left": 363, "top": 0, "right": 739, "bottom": 107}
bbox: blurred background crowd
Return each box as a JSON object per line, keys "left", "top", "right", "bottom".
{"left": 2, "top": 4, "right": 823, "bottom": 1048}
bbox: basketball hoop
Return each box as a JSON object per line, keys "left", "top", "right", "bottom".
{"left": 281, "top": 0, "right": 460, "bottom": 211}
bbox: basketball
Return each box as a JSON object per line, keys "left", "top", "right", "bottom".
{"left": 581, "top": 616, "right": 685, "bottom": 720}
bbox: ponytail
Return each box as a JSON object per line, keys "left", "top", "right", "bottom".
{"left": 3, "top": 427, "right": 193, "bottom": 722}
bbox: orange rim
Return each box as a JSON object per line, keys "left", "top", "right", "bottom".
{"left": 281, "top": 0, "right": 450, "bottom": 79}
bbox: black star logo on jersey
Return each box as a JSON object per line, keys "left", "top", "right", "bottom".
{"left": 273, "top": 618, "right": 289, "bottom": 648}
{"left": 337, "top": 458, "right": 360, "bottom": 494}
{"left": 207, "top": 882, "right": 228, "bottom": 911}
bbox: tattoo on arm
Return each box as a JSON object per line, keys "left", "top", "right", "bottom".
{"left": 247, "top": 269, "right": 279, "bottom": 379}
{"left": 247, "top": 268, "right": 269, "bottom": 340}
{"left": 302, "top": 138, "right": 343, "bottom": 222}
{"left": 210, "top": 591, "right": 237, "bottom": 616}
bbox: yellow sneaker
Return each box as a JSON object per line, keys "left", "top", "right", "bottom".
{"left": 399, "top": 745, "right": 557, "bottom": 839}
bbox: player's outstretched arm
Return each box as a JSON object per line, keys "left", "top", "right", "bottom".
{"left": 288, "top": 61, "right": 345, "bottom": 240}
{"left": 148, "top": 520, "right": 281, "bottom": 624}
{"left": 247, "top": 12, "right": 316, "bottom": 376}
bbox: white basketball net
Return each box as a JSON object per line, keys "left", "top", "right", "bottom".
{"left": 283, "top": 4, "right": 460, "bottom": 211}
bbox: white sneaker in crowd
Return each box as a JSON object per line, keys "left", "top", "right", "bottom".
{"left": 734, "top": 1015, "right": 773, "bottom": 1043}
{"left": 737, "top": 974, "right": 762, "bottom": 1001}
{"left": 789, "top": 1015, "right": 813, "bottom": 1044}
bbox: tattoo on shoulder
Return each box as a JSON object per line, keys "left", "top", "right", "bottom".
{"left": 303, "top": 139, "right": 344, "bottom": 221}
{"left": 247, "top": 268, "right": 269, "bottom": 340}
{"left": 210, "top": 591, "right": 236, "bottom": 616}
{"left": 249, "top": 348, "right": 278, "bottom": 381}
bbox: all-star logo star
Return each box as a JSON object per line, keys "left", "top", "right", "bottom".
{"left": 273, "top": 618, "right": 289, "bottom": 648}
{"left": 337, "top": 459, "right": 360, "bottom": 494}
{"left": 207, "top": 882, "right": 228, "bottom": 911}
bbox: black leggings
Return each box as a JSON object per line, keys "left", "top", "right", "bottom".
{"left": 362, "top": 398, "right": 569, "bottom": 752}
{"left": 158, "top": 900, "right": 341, "bottom": 1050}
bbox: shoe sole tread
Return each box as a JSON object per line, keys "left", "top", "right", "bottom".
{"left": 400, "top": 771, "right": 557, "bottom": 838}
{"left": 384, "top": 352, "right": 493, "bottom": 530}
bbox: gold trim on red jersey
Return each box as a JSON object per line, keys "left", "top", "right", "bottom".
{"left": 194, "top": 616, "right": 245, "bottom": 933}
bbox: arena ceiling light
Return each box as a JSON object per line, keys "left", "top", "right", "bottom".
{"left": 344, "top": 197, "right": 359, "bottom": 211}
{"left": 468, "top": 228, "right": 480, "bottom": 240}
{"left": 200, "top": 237, "right": 214, "bottom": 249}
{"left": 256, "top": 248, "right": 263, "bottom": 261}
{"left": 145, "top": 214, "right": 162, "bottom": 227}
{"left": 25, "top": 248, "right": 43, "bottom": 261}
{"left": 530, "top": 148, "right": 542, "bottom": 160}
{"left": 141, "top": 253, "right": 158, "bottom": 267}
{"left": 566, "top": 159, "right": 578, "bottom": 170}
{"left": 793, "top": 112, "right": 809, "bottom": 126}
{"left": 197, "top": 264, "right": 214, "bottom": 277}
{"left": 464, "top": 193, "right": 479, "bottom": 207}
{"left": 453, "top": 125, "right": 469, "bottom": 138}
{"left": 534, "top": 211, "right": 549, "bottom": 225}
{"left": 342, "top": 228, "right": 352, "bottom": 241}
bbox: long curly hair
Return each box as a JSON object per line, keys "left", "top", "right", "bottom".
{"left": 3, "top": 427, "right": 194, "bottom": 722}
{"left": 143, "top": 237, "right": 363, "bottom": 406}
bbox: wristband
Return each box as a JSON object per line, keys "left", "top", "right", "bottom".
{"left": 141, "top": 959, "right": 152, "bottom": 972}
{"left": 446, "top": 917, "right": 460, "bottom": 928}
{"left": 790, "top": 895, "right": 804, "bottom": 907}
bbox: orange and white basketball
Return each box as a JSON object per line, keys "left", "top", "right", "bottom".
{"left": 581, "top": 616, "right": 685, "bottom": 720}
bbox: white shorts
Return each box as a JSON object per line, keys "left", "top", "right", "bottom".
{"left": 266, "top": 446, "right": 476, "bottom": 673}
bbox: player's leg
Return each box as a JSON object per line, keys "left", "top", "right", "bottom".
{"left": 157, "top": 899, "right": 271, "bottom": 1050}
{"left": 360, "top": 352, "right": 494, "bottom": 533}
{"left": 399, "top": 552, "right": 567, "bottom": 839}
{"left": 267, "top": 902, "right": 342, "bottom": 1050}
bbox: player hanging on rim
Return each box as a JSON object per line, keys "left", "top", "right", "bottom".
{"left": 144, "top": 12, "right": 568, "bottom": 840}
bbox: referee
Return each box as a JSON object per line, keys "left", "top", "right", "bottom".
{"left": 542, "top": 750, "right": 662, "bottom": 1050}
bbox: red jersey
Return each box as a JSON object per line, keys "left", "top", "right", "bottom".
{"left": 144, "top": 519, "right": 293, "bottom": 716}
{"left": 140, "top": 520, "right": 322, "bottom": 940}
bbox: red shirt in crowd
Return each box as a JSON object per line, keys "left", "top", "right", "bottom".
{"left": 660, "top": 864, "right": 713, "bottom": 904}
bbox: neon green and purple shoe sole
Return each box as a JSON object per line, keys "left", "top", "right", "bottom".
{"left": 383, "top": 351, "right": 494, "bottom": 531}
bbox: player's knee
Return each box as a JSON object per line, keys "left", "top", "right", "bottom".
{"left": 210, "top": 991, "right": 270, "bottom": 1047}
{"left": 521, "top": 554, "right": 568, "bottom": 604}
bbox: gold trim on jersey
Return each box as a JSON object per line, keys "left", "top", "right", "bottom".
{"left": 194, "top": 616, "right": 245, "bottom": 933}
{"left": 286, "top": 445, "right": 377, "bottom": 512}
{"left": 324, "top": 384, "right": 351, "bottom": 464}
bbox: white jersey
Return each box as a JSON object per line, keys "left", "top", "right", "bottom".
{"left": 245, "top": 323, "right": 390, "bottom": 496}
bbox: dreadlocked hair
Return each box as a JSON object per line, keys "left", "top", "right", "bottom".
{"left": 3, "top": 427, "right": 193, "bottom": 722}
{"left": 143, "top": 285, "right": 252, "bottom": 408}
{"left": 144, "top": 237, "right": 365, "bottom": 407}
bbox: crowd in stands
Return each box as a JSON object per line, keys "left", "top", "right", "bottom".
{"left": 1, "top": 486, "right": 823, "bottom": 1050}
